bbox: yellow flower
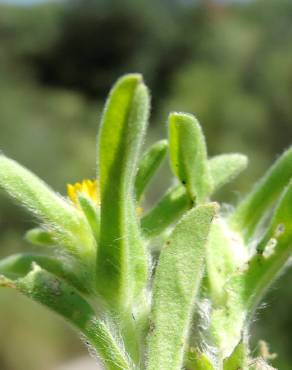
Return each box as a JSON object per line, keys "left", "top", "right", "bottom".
{"left": 67, "top": 179, "right": 143, "bottom": 215}
{"left": 67, "top": 179, "right": 99, "bottom": 207}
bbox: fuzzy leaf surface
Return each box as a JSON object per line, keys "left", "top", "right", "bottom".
{"left": 186, "top": 350, "right": 214, "bottom": 370}
{"left": 0, "top": 253, "right": 86, "bottom": 293}
{"left": 204, "top": 218, "right": 248, "bottom": 359}
{"left": 14, "top": 265, "right": 134, "bottom": 370}
{"left": 243, "top": 180, "right": 292, "bottom": 314}
{"left": 0, "top": 155, "right": 96, "bottom": 261}
{"left": 146, "top": 203, "right": 217, "bottom": 370}
{"left": 168, "top": 113, "right": 212, "bottom": 202}
{"left": 230, "top": 147, "right": 292, "bottom": 241}
{"left": 209, "top": 154, "right": 248, "bottom": 193}
{"left": 97, "top": 74, "right": 150, "bottom": 306}
{"left": 78, "top": 193, "right": 100, "bottom": 241}
{"left": 205, "top": 218, "right": 247, "bottom": 304}
{"left": 135, "top": 140, "right": 168, "bottom": 200}
{"left": 223, "top": 341, "right": 248, "bottom": 370}
{"left": 141, "top": 185, "right": 191, "bottom": 239}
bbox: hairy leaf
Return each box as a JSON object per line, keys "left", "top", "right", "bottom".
{"left": 0, "top": 253, "right": 86, "bottom": 293}
{"left": 135, "top": 140, "right": 168, "bottom": 200}
{"left": 223, "top": 341, "right": 248, "bottom": 370}
{"left": 146, "top": 203, "right": 217, "bottom": 370}
{"left": 168, "top": 113, "right": 212, "bottom": 202}
{"left": 230, "top": 147, "right": 292, "bottom": 241}
{"left": 15, "top": 265, "right": 133, "bottom": 370}
{"left": 186, "top": 350, "right": 214, "bottom": 370}
{"left": 209, "top": 154, "right": 248, "bottom": 193}
{"left": 78, "top": 193, "right": 100, "bottom": 241}
{"left": 0, "top": 156, "right": 96, "bottom": 261}
{"left": 141, "top": 185, "right": 191, "bottom": 239}
{"left": 243, "top": 180, "right": 292, "bottom": 314}
{"left": 97, "top": 74, "right": 150, "bottom": 306}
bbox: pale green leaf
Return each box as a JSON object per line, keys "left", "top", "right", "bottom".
{"left": 168, "top": 113, "right": 213, "bottom": 202}
{"left": 25, "top": 227, "right": 55, "bottom": 246}
{"left": 223, "top": 341, "right": 248, "bottom": 370}
{"left": 15, "top": 265, "right": 134, "bottom": 370}
{"left": 209, "top": 154, "right": 248, "bottom": 193}
{"left": 0, "top": 253, "right": 87, "bottom": 293}
{"left": 135, "top": 140, "right": 168, "bottom": 200}
{"left": 243, "top": 180, "right": 292, "bottom": 314}
{"left": 205, "top": 218, "right": 247, "bottom": 305}
{"left": 230, "top": 147, "right": 292, "bottom": 241}
{"left": 146, "top": 203, "right": 217, "bottom": 370}
{"left": 0, "top": 155, "right": 96, "bottom": 260}
{"left": 141, "top": 185, "right": 191, "bottom": 239}
{"left": 97, "top": 74, "right": 150, "bottom": 306}
{"left": 78, "top": 193, "right": 100, "bottom": 241}
{"left": 186, "top": 350, "right": 214, "bottom": 370}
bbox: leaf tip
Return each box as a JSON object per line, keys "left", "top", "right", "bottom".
{"left": 169, "top": 111, "right": 199, "bottom": 126}
{"left": 116, "top": 73, "right": 144, "bottom": 88}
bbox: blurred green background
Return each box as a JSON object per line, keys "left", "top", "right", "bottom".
{"left": 0, "top": 0, "right": 291, "bottom": 369}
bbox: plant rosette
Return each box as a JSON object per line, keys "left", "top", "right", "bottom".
{"left": 0, "top": 74, "right": 291, "bottom": 370}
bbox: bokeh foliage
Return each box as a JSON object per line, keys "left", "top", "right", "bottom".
{"left": 0, "top": 0, "right": 291, "bottom": 369}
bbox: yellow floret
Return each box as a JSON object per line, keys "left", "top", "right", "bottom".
{"left": 67, "top": 179, "right": 99, "bottom": 207}
{"left": 67, "top": 179, "right": 143, "bottom": 215}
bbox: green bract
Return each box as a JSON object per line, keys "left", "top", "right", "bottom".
{"left": 0, "top": 74, "right": 291, "bottom": 370}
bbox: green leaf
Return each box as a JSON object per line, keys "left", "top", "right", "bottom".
{"left": 135, "top": 139, "right": 168, "bottom": 200}
{"left": 205, "top": 218, "right": 247, "bottom": 305}
{"left": 203, "top": 217, "right": 248, "bottom": 360}
{"left": 141, "top": 185, "right": 191, "bottom": 239}
{"left": 230, "top": 147, "right": 292, "bottom": 241}
{"left": 0, "top": 253, "right": 87, "bottom": 293}
{"left": 243, "top": 180, "right": 292, "bottom": 315}
{"left": 97, "top": 74, "right": 150, "bottom": 306}
{"left": 146, "top": 203, "right": 217, "bottom": 370}
{"left": 223, "top": 341, "right": 248, "bottom": 370}
{"left": 25, "top": 227, "right": 55, "bottom": 246}
{"left": 168, "top": 113, "right": 213, "bottom": 202}
{"left": 209, "top": 154, "right": 248, "bottom": 193}
{"left": 14, "top": 265, "right": 134, "bottom": 370}
{"left": 0, "top": 155, "right": 96, "bottom": 260}
{"left": 78, "top": 193, "right": 100, "bottom": 241}
{"left": 186, "top": 349, "right": 215, "bottom": 370}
